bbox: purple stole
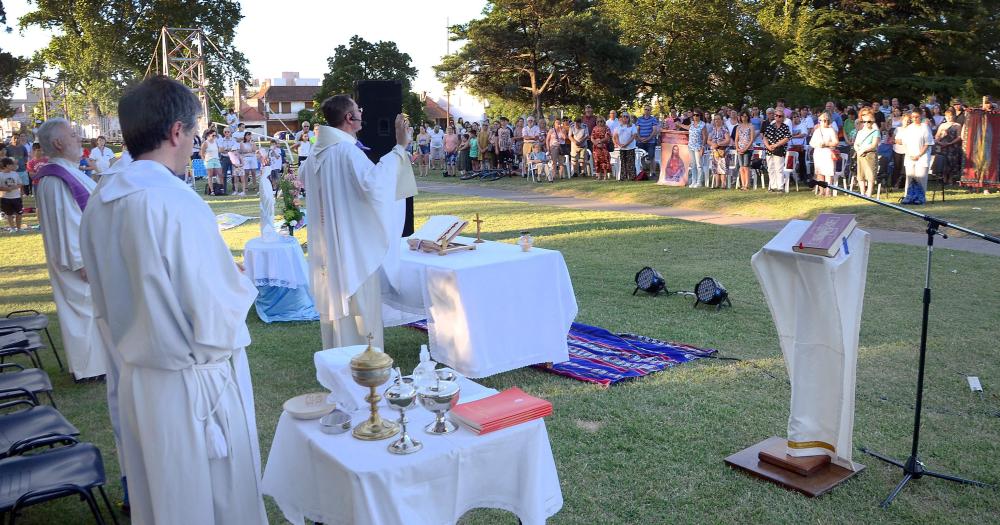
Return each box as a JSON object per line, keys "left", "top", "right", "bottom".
{"left": 36, "top": 163, "right": 91, "bottom": 211}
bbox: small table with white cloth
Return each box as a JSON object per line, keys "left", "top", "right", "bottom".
{"left": 242, "top": 235, "right": 319, "bottom": 322}
{"left": 382, "top": 236, "right": 578, "bottom": 378}
{"left": 261, "top": 346, "right": 564, "bottom": 525}
{"left": 751, "top": 220, "right": 870, "bottom": 470}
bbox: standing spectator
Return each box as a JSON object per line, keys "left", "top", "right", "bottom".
{"left": 825, "top": 101, "right": 843, "bottom": 130}
{"left": 225, "top": 108, "right": 239, "bottom": 132}
{"left": 614, "top": 113, "right": 637, "bottom": 181}
{"left": 635, "top": 105, "right": 660, "bottom": 171}
{"left": 890, "top": 108, "right": 903, "bottom": 130}
{"left": 295, "top": 121, "right": 313, "bottom": 141}
{"left": 662, "top": 111, "right": 677, "bottom": 131}
{"left": 88, "top": 136, "right": 115, "bottom": 178}
{"left": 733, "top": 111, "right": 755, "bottom": 190}
{"left": 1, "top": 157, "right": 24, "bottom": 231}
{"left": 569, "top": 117, "right": 589, "bottom": 176}
{"left": 581, "top": 105, "right": 598, "bottom": 141}
{"left": 871, "top": 101, "right": 886, "bottom": 129}
{"left": 898, "top": 109, "right": 934, "bottom": 202}
{"left": 496, "top": 117, "right": 514, "bottom": 172}
{"left": 4, "top": 134, "right": 30, "bottom": 196}
{"left": 522, "top": 116, "right": 541, "bottom": 176}
{"left": 545, "top": 120, "right": 565, "bottom": 179}
{"left": 853, "top": 108, "right": 880, "bottom": 197}
{"left": 293, "top": 131, "right": 313, "bottom": 166}
{"left": 469, "top": 129, "right": 481, "bottom": 172}
{"left": 950, "top": 99, "right": 966, "bottom": 125}
{"left": 558, "top": 117, "right": 571, "bottom": 174}
{"left": 763, "top": 111, "right": 791, "bottom": 192}
{"left": 430, "top": 124, "right": 445, "bottom": 170}
{"left": 26, "top": 142, "right": 48, "bottom": 183}
{"left": 680, "top": 110, "right": 708, "bottom": 187}
{"left": 237, "top": 131, "right": 257, "bottom": 196}
{"left": 415, "top": 126, "right": 431, "bottom": 176}
{"left": 809, "top": 112, "right": 839, "bottom": 196}
{"left": 590, "top": 119, "right": 611, "bottom": 180}
{"left": 267, "top": 139, "right": 283, "bottom": 187}
{"left": 200, "top": 129, "right": 223, "bottom": 195}
{"left": 218, "top": 128, "right": 237, "bottom": 192}
{"left": 483, "top": 124, "right": 498, "bottom": 170}
{"left": 934, "top": 108, "right": 963, "bottom": 184}
{"left": 890, "top": 114, "right": 910, "bottom": 188}
{"left": 606, "top": 110, "right": 620, "bottom": 136}
{"left": 707, "top": 114, "right": 730, "bottom": 188}
{"left": 512, "top": 118, "right": 524, "bottom": 170}
{"left": 931, "top": 105, "right": 944, "bottom": 128}
{"left": 443, "top": 126, "right": 459, "bottom": 176}
{"left": 457, "top": 132, "right": 471, "bottom": 176}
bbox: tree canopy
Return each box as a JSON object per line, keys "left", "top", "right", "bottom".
{"left": 440, "top": 0, "right": 1000, "bottom": 113}
{"left": 20, "top": 0, "right": 248, "bottom": 119}
{"left": 314, "top": 35, "right": 424, "bottom": 125}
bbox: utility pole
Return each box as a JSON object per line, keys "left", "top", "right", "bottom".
{"left": 445, "top": 17, "right": 451, "bottom": 126}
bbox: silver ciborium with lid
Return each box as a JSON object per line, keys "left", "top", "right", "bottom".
{"left": 383, "top": 369, "right": 422, "bottom": 454}
{"left": 417, "top": 374, "right": 461, "bottom": 435}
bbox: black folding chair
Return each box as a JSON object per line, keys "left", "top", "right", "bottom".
{"left": 0, "top": 311, "right": 63, "bottom": 372}
{"left": 0, "top": 332, "right": 45, "bottom": 370}
{"left": 0, "top": 437, "right": 118, "bottom": 525}
{"left": 0, "top": 364, "right": 56, "bottom": 408}
{"left": 0, "top": 398, "right": 80, "bottom": 459}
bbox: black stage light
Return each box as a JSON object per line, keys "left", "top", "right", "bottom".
{"left": 633, "top": 267, "right": 666, "bottom": 296}
{"left": 693, "top": 277, "right": 731, "bottom": 310}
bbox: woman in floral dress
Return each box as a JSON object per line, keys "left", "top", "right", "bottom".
{"left": 590, "top": 120, "right": 611, "bottom": 180}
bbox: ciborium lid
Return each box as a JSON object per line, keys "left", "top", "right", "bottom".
{"left": 350, "top": 334, "right": 394, "bottom": 372}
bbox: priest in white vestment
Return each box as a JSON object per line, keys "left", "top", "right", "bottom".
{"left": 303, "top": 95, "right": 415, "bottom": 349}
{"left": 80, "top": 76, "right": 267, "bottom": 525}
{"left": 34, "top": 118, "right": 108, "bottom": 380}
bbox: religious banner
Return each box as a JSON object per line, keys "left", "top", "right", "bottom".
{"left": 960, "top": 109, "right": 1000, "bottom": 189}
{"left": 658, "top": 130, "right": 690, "bottom": 186}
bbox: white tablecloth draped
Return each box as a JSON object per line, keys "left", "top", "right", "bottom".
{"left": 243, "top": 236, "right": 310, "bottom": 289}
{"left": 262, "top": 349, "right": 563, "bottom": 525}
{"left": 383, "top": 237, "right": 577, "bottom": 378}
{"left": 751, "top": 220, "right": 870, "bottom": 470}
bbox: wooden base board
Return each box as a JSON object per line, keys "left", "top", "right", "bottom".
{"left": 758, "top": 440, "right": 830, "bottom": 476}
{"left": 725, "top": 437, "right": 865, "bottom": 498}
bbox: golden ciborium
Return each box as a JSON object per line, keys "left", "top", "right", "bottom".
{"left": 349, "top": 335, "right": 400, "bottom": 441}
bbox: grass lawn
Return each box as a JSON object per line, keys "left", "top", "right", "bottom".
{"left": 421, "top": 169, "right": 1000, "bottom": 238}
{"left": 1, "top": 190, "right": 998, "bottom": 524}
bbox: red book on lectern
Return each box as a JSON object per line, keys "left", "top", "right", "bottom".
{"left": 792, "top": 213, "right": 856, "bottom": 257}
{"left": 452, "top": 387, "right": 552, "bottom": 435}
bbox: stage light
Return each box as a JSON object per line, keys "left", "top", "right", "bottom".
{"left": 694, "top": 277, "right": 731, "bottom": 310}
{"left": 633, "top": 267, "right": 666, "bottom": 296}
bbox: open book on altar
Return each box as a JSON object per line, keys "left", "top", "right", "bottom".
{"left": 407, "top": 215, "right": 476, "bottom": 255}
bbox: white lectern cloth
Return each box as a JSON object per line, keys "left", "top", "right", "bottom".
{"left": 382, "top": 237, "right": 577, "bottom": 378}
{"left": 243, "top": 236, "right": 310, "bottom": 289}
{"left": 751, "top": 220, "right": 870, "bottom": 470}
{"left": 262, "top": 350, "right": 563, "bottom": 525}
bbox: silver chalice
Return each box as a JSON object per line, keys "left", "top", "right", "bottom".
{"left": 383, "top": 371, "right": 422, "bottom": 455}
{"left": 417, "top": 376, "right": 461, "bottom": 435}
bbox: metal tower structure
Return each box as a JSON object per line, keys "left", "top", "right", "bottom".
{"left": 148, "top": 27, "right": 210, "bottom": 131}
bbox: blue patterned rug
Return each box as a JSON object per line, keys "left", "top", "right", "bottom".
{"left": 405, "top": 320, "right": 717, "bottom": 387}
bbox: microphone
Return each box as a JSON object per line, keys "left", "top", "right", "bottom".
{"left": 807, "top": 179, "right": 828, "bottom": 189}
{"left": 349, "top": 116, "right": 362, "bottom": 122}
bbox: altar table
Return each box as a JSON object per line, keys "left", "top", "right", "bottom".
{"left": 382, "top": 237, "right": 577, "bottom": 378}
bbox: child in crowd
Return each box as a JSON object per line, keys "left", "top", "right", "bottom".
{"left": 1, "top": 158, "right": 24, "bottom": 231}
{"left": 469, "top": 132, "right": 480, "bottom": 172}
{"left": 528, "top": 143, "right": 551, "bottom": 182}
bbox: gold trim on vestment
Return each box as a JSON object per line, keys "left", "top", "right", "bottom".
{"left": 787, "top": 440, "right": 835, "bottom": 452}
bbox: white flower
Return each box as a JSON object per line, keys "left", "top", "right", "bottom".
{"left": 289, "top": 220, "right": 298, "bottom": 227}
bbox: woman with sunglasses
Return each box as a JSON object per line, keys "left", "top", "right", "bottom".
{"left": 200, "top": 129, "right": 223, "bottom": 195}
{"left": 853, "top": 108, "right": 881, "bottom": 197}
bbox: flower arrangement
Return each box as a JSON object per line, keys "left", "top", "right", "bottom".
{"left": 278, "top": 172, "right": 304, "bottom": 236}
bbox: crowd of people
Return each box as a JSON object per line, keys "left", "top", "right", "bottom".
{"left": 407, "top": 95, "right": 995, "bottom": 203}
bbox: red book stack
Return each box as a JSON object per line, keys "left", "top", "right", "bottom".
{"left": 451, "top": 387, "right": 553, "bottom": 435}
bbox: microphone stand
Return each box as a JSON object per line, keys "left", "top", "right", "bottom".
{"left": 808, "top": 180, "right": 998, "bottom": 507}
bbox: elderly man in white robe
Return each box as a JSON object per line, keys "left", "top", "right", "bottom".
{"left": 80, "top": 76, "right": 267, "bottom": 525}
{"left": 34, "top": 118, "right": 108, "bottom": 380}
{"left": 304, "top": 94, "right": 415, "bottom": 350}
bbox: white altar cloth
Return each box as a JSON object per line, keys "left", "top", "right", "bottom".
{"left": 262, "top": 352, "right": 563, "bottom": 525}
{"left": 243, "top": 235, "right": 309, "bottom": 288}
{"left": 751, "top": 220, "right": 870, "bottom": 470}
{"left": 383, "top": 237, "right": 577, "bottom": 378}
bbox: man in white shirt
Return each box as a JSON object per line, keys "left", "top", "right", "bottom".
{"left": 81, "top": 76, "right": 267, "bottom": 524}
{"left": 605, "top": 110, "right": 620, "bottom": 136}
{"left": 88, "top": 135, "right": 116, "bottom": 177}
{"left": 521, "top": 116, "right": 541, "bottom": 176}
{"left": 217, "top": 128, "right": 239, "bottom": 193}
{"left": 429, "top": 124, "right": 445, "bottom": 170}
{"left": 304, "top": 95, "right": 415, "bottom": 350}
{"left": 898, "top": 109, "right": 935, "bottom": 199}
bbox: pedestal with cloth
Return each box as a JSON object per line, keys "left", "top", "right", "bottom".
{"left": 262, "top": 345, "right": 563, "bottom": 525}
{"left": 726, "top": 219, "right": 868, "bottom": 497}
{"left": 242, "top": 176, "right": 319, "bottom": 322}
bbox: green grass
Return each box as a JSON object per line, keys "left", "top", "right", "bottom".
{"left": 2, "top": 191, "right": 999, "bottom": 524}
{"left": 422, "top": 169, "right": 1000, "bottom": 238}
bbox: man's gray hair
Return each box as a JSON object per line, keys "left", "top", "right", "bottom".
{"left": 37, "top": 118, "right": 71, "bottom": 157}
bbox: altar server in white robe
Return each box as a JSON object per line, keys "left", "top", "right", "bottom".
{"left": 34, "top": 118, "right": 108, "bottom": 380}
{"left": 80, "top": 76, "right": 267, "bottom": 525}
{"left": 304, "top": 94, "right": 415, "bottom": 350}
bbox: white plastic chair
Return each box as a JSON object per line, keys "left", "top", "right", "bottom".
{"left": 634, "top": 148, "right": 647, "bottom": 176}
{"left": 610, "top": 150, "right": 621, "bottom": 180}
{"left": 529, "top": 158, "right": 549, "bottom": 182}
{"left": 830, "top": 153, "right": 849, "bottom": 196}
{"left": 782, "top": 151, "right": 799, "bottom": 193}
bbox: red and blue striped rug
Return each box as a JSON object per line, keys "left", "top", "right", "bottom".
{"left": 405, "top": 321, "right": 717, "bottom": 387}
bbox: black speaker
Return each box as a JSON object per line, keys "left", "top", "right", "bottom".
{"left": 354, "top": 80, "right": 413, "bottom": 236}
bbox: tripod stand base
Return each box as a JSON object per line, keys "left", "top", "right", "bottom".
{"left": 860, "top": 447, "right": 991, "bottom": 508}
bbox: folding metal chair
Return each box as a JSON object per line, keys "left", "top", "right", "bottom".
{"left": 0, "top": 398, "right": 79, "bottom": 459}
{"left": 0, "top": 438, "right": 119, "bottom": 525}
{"left": 0, "top": 364, "right": 56, "bottom": 408}
{"left": 0, "top": 332, "right": 46, "bottom": 370}
{"left": 0, "top": 311, "right": 62, "bottom": 372}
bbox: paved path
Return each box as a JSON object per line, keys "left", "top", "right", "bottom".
{"left": 417, "top": 181, "right": 1000, "bottom": 257}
